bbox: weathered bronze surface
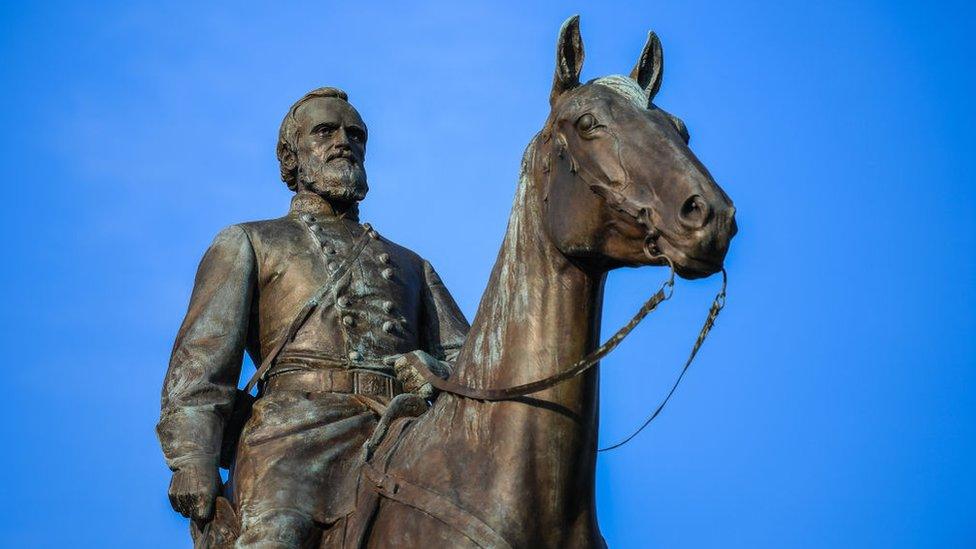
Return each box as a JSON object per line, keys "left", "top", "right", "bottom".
{"left": 159, "top": 15, "right": 736, "bottom": 548}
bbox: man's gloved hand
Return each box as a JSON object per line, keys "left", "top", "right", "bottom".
{"left": 393, "top": 350, "right": 452, "bottom": 400}
{"left": 168, "top": 461, "right": 221, "bottom": 522}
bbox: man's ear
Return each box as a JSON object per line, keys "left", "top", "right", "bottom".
{"left": 550, "top": 15, "right": 585, "bottom": 106}
{"left": 277, "top": 141, "right": 299, "bottom": 188}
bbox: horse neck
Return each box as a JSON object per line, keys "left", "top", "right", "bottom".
{"left": 453, "top": 138, "right": 605, "bottom": 401}
{"left": 436, "top": 138, "right": 606, "bottom": 544}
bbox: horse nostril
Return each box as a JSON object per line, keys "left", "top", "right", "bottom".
{"left": 678, "top": 194, "right": 711, "bottom": 230}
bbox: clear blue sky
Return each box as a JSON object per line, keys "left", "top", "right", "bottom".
{"left": 1, "top": 1, "right": 973, "bottom": 547}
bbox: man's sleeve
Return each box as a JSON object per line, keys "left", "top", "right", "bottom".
{"left": 419, "top": 260, "right": 470, "bottom": 364}
{"left": 156, "top": 225, "right": 257, "bottom": 472}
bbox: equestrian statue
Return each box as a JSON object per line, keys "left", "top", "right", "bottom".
{"left": 158, "top": 15, "right": 737, "bottom": 548}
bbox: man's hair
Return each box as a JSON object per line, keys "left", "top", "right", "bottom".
{"left": 276, "top": 87, "right": 350, "bottom": 191}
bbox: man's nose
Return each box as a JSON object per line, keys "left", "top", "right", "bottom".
{"left": 333, "top": 126, "right": 351, "bottom": 149}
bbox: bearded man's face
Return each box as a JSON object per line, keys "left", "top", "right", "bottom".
{"left": 293, "top": 97, "right": 368, "bottom": 202}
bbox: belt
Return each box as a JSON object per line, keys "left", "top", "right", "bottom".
{"left": 265, "top": 368, "right": 403, "bottom": 399}
{"left": 275, "top": 349, "right": 397, "bottom": 372}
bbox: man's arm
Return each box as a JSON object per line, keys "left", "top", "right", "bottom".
{"left": 419, "top": 259, "right": 469, "bottom": 366}
{"left": 156, "top": 225, "right": 256, "bottom": 520}
{"left": 394, "top": 259, "right": 470, "bottom": 396}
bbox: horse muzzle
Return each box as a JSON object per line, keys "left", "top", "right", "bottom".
{"left": 643, "top": 202, "right": 736, "bottom": 280}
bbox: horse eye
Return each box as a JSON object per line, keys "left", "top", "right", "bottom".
{"left": 576, "top": 113, "right": 597, "bottom": 133}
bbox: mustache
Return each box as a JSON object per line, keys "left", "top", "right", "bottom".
{"left": 326, "top": 149, "right": 357, "bottom": 163}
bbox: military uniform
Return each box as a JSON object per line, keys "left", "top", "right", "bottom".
{"left": 157, "top": 192, "right": 469, "bottom": 546}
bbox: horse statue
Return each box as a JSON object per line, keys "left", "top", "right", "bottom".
{"left": 324, "top": 15, "right": 738, "bottom": 549}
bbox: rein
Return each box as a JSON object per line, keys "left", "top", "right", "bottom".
{"left": 599, "top": 266, "right": 726, "bottom": 451}
{"left": 418, "top": 249, "right": 728, "bottom": 451}
{"left": 419, "top": 255, "right": 675, "bottom": 401}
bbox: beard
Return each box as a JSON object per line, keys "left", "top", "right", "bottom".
{"left": 297, "top": 153, "right": 369, "bottom": 202}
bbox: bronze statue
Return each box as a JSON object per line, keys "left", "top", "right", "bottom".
{"left": 159, "top": 15, "right": 736, "bottom": 548}
{"left": 157, "top": 87, "right": 469, "bottom": 546}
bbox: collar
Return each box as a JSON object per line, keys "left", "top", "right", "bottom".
{"left": 289, "top": 192, "right": 360, "bottom": 221}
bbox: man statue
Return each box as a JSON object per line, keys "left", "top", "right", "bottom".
{"left": 157, "top": 87, "right": 470, "bottom": 547}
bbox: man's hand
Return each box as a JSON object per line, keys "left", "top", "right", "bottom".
{"left": 168, "top": 461, "right": 221, "bottom": 522}
{"left": 393, "top": 350, "right": 452, "bottom": 400}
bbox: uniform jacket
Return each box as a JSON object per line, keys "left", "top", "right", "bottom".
{"left": 157, "top": 192, "right": 469, "bottom": 471}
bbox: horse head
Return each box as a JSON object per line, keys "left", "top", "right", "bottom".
{"left": 541, "top": 16, "right": 736, "bottom": 279}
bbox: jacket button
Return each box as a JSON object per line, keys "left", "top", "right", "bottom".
{"left": 378, "top": 253, "right": 390, "bottom": 264}
{"left": 337, "top": 296, "right": 350, "bottom": 308}
{"left": 382, "top": 301, "right": 394, "bottom": 313}
{"left": 381, "top": 268, "right": 394, "bottom": 280}
{"left": 342, "top": 315, "right": 355, "bottom": 327}
{"left": 382, "top": 321, "right": 396, "bottom": 334}
{"left": 348, "top": 351, "right": 362, "bottom": 361}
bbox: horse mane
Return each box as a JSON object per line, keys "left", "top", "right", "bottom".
{"left": 451, "top": 135, "right": 548, "bottom": 387}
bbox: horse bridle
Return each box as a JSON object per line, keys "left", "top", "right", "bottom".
{"left": 417, "top": 127, "right": 729, "bottom": 451}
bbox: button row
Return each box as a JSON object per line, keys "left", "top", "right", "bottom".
{"left": 337, "top": 309, "right": 399, "bottom": 332}
{"left": 335, "top": 297, "right": 395, "bottom": 312}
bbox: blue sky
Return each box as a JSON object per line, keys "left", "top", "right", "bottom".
{"left": 1, "top": 1, "right": 973, "bottom": 547}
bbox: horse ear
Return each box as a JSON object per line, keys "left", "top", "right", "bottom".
{"left": 630, "top": 31, "right": 664, "bottom": 101}
{"left": 550, "top": 15, "right": 585, "bottom": 106}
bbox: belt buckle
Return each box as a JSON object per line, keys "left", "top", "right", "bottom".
{"left": 354, "top": 371, "right": 392, "bottom": 398}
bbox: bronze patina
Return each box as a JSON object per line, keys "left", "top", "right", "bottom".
{"left": 158, "top": 15, "right": 736, "bottom": 548}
